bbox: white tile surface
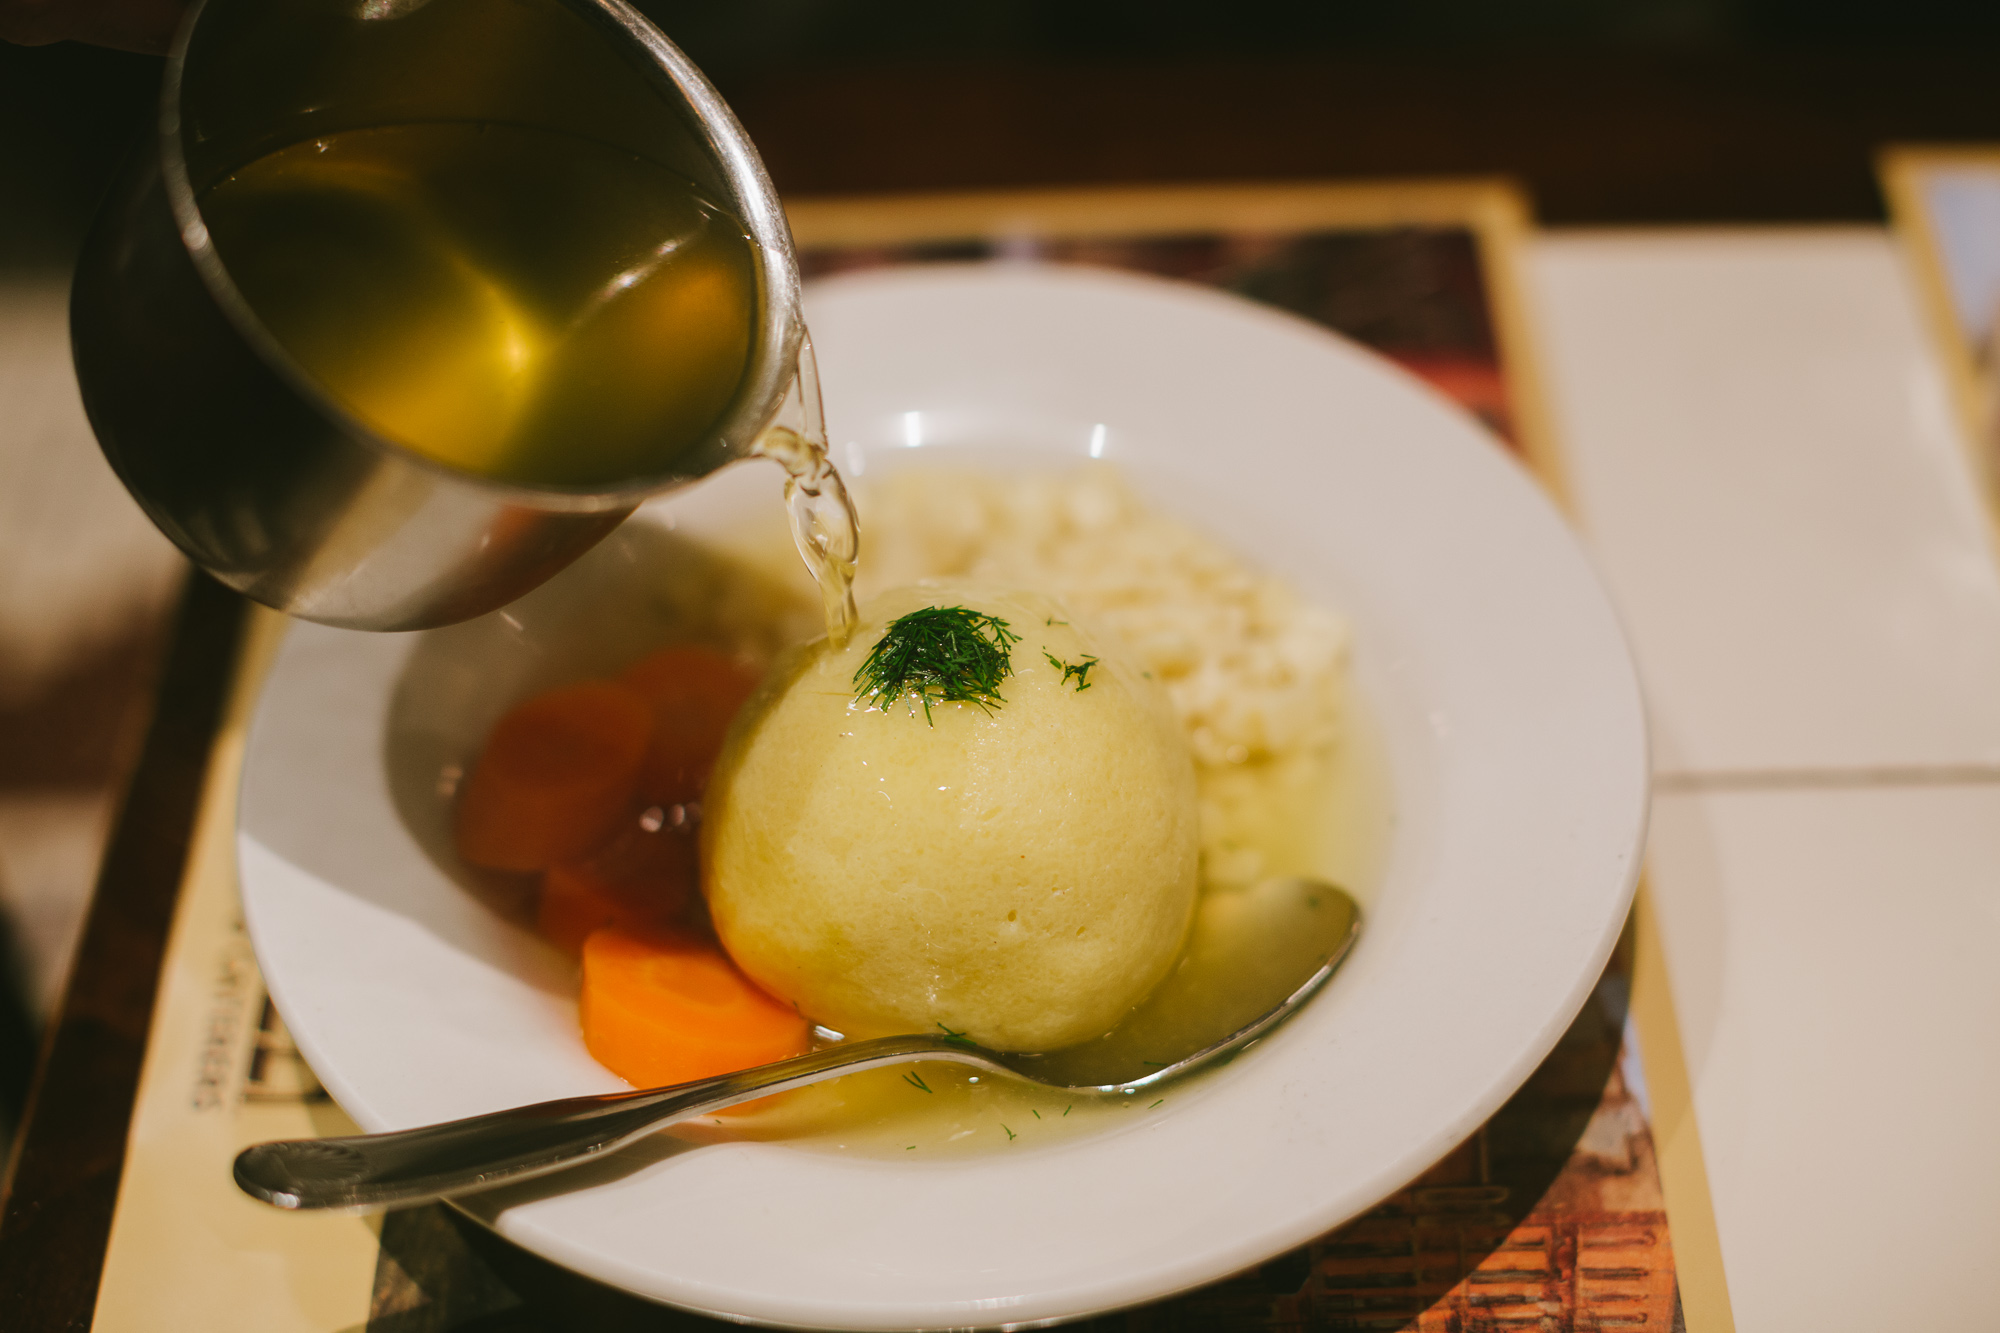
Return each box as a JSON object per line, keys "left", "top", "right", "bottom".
{"left": 1531, "top": 229, "right": 2000, "bottom": 777}
{"left": 1647, "top": 785, "right": 2000, "bottom": 1333}
{"left": 1534, "top": 230, "right": 2000, "bottom": 1330}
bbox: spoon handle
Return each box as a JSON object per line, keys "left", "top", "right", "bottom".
{"left": 234, "top": 1034, "right": 984, "bottom": 1211}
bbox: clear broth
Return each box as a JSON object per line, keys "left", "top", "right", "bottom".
{"left": 201, "top": 122, "right": 758, "bottom": 488}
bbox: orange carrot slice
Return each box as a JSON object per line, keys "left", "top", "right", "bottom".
{"left": 580, "top": 927, "right": 810, "bottom": 1088}
{"left": 454, "top": 680, "right": 652, "bottom": 872}
{"left": 619, "top": 646, "right": 759, "bottom": 809}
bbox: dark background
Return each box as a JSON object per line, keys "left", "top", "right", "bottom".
{"left": 7, "top": 0, "right": 2000, "bottom": 272}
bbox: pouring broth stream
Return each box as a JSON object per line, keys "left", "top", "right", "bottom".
{"left": 201, "top": 120, "right": 860, "bottom": 640}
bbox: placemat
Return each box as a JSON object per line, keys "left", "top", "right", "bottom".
{"left": 89, "top": 180, "right": 1728, "bottom": 1333}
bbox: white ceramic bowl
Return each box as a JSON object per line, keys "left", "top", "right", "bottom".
{"left": 238, "top": 264, "right": 1648, "bottom": 1329}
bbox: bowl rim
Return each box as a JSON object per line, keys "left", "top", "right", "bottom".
{"left": 238, "top": 260, "right": 1649, "bottom": 1329}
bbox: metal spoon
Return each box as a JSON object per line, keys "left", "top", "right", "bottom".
{"left": 235, "top": 878, "right": 1359, "bottom": 1211}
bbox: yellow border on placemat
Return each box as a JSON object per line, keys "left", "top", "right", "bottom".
{"left": 1630, "top": 880, "right": 1737, "bottom": 1333}
{"left": 786, "top": 179, "right": 1572, "bottom": 508}
{"left": 92, "top": 606, "right": 381, "bottom": 1333}
{"left": 1467, "top": 189, "right": 1733, "bottom": 1333}
{"left": 1879, "top": 147, "right": 2000, "bottom": 507}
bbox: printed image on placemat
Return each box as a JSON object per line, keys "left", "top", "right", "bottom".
{"left": 808, "top": 232, "right": 1511, "bottom": 439}
{"left": 91, "top": 181, "right": 1693, "bottom": 1333}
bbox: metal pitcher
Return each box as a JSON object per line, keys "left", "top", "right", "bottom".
{"left": 71, "top": 0, "right": 804, "bottom": 630}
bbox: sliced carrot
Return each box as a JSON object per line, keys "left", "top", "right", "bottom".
{"left": 619, "top": 646, "right": 759, "bottom": 808}
{"left": 454, "top": 680, "right": 652, "bottom": 873}
{"left": 537, "top": 821, "right": 698, "bottom": 956}
{"left": 580, "top": 927, "right": 810, "bottom": 1088}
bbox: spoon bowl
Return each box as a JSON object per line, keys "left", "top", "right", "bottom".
{"left": 234, "top": 878, "right": 1359, "bottom": 1212}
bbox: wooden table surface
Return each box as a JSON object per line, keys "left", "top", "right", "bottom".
{"left": 0, "top": 574, "right": 245, "bottom": 1328}
{"left": 4, "top": 32, "right": 2000, "bottom": 1331}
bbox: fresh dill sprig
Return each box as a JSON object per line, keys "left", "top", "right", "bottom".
{"left": 902, "top": 1071, "right": 934, "bottom": 1094}
{"left": 1148, "top": 1099, "right": 1165, "bottom": 1109}
{"left": 935, "top": 1022, "right": 977, "bottom": 1050}
{"left": 1002, "top": 1124, "right": 1017, "bottom": 1141}
{"left": 1043, "top": 650, "right": 1099, "bottom": 692}
{"left": 853, "top": 606, "right": 1019, "bottom": 724}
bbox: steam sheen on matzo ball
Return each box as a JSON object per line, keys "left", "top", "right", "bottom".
{"left": 703, "top": 584, "right": 1199, "bottom": 1052}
